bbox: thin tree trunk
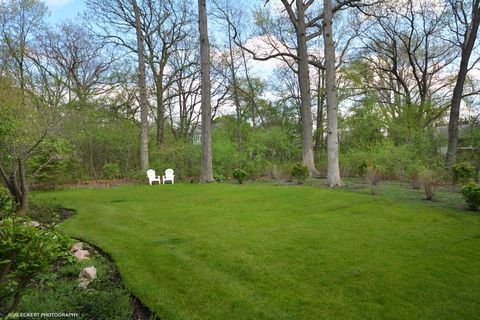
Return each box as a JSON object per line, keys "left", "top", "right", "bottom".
{"left": 9, "top": 277, "right": 29, "bottom": 312}
{"left": 227, "top": 23, "right": 243, "bottom": 151}
{"left": 323, "top": 0, "right": 343, "bottom": 187}
{"left": 446, "top": 2, "right": 480, "bottom": 165}
{"left": 198, "top": 0, "right": 214, "bottom": 183}
{"left": 133, "top": 0, "right": 149, "bottom": 172}
{"left": 0, "top": 163, "right": 19, "bottom": 207}
{"left": 89, "top": 139, "right": 98, "bottom": 181}
{"left": 17, "top": 158, "right": 27, "bottom": 211}
{"left": 295, "top": 0, "right": 318, "bottom": 176}
{"left": 314, "top": 68, "right": 325, "bottom": 151}
{"left": 155, "top": 78, "right": 165, "bottom": 146}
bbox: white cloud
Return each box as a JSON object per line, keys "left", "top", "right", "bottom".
{"left": 45, "top": 0, "right": 74, "bottom": 8}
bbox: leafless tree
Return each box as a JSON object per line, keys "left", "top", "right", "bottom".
{"left": 142, "top": 0, "right": 193, "bottom": 146}
{"left": 85, "top": 0, "right": 150, "bottom": 171}
{"left": 359, "top": 1, "right": 458, "bottom": 135}
{"left": 32, "top": 22, "right": 114, "bottom": 104}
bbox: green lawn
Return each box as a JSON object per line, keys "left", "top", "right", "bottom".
{"left": 36, "top": 183, "right": 480, "bottom": 319}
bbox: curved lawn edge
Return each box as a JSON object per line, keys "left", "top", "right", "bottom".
{"left": 37, "top": 183, "right": 480, "bottom": 319}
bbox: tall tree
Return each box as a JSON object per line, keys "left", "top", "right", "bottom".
{"left": 198, "top": 0, "right": 214, "bottom": 182}
{"left": 132, "top": 0, "right": 149, "bottom": 171}
{"left": 142, "top": 0, "right": 192, "bottom": 146}
{"left": 293, "top": 0, "right": 317, "bottom": 175}
{"left": 323, "top": 0, "right": 343, "bottom": 187}
{"left": 358, "top": 0, "right": 457, "bottom": 143}
{"left": 34, "top": 22, "right": 114, "bottom": 104}
{"left": 446, "top": 0, "right": 480, "bottom": 165}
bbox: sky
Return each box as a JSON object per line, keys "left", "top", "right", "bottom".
{"left": 45, "top": 0, "right": 85, "bottom": 23}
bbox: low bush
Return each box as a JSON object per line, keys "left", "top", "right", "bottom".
{"left": 103, "top": 163, "right": 122, "bottom": 179}
{"left": 365, "top": 165, "right": 382, "bottom": 195}
{"left": 342, "top": 142, "right": 417, "bottom": 179}
{"left": 233, "top": 168, "right": 247, "bottom": 184}
{"left": 406, "top": 164, "right": 422, "bottom": 189}
{"left": 0, "top": 215, "right": 74, "bottom": 314}
{"left": 0, "top": 186, "right": 13, "bottom": 217}
{"left": 418, "top": 167, "right": 437, "bottom": 200}
{"left": 461, "top": 183, "right": 480, "bottom": 211}
{"left": 213, "top": 172, "right": 226, "bottom": 183}
{"left": 26, "top": 198, "right": 63, "bottom": 224}
{"left": 291, "top": 164, "right": 308, "bottom": 184}
{"left": 17, "top": 251, "right": 133, "bottom": 320}
{"left": 358, "top": 160, "right": 370, "bottom": 177}
{"left": 452, "top": 162, "right": 476, "bottom": 185}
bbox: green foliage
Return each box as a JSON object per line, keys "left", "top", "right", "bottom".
{"left": 0, "top": 216, "right": 74, "bottom": 313}
{"left": 341, "top": 140, "right": 442, "bottom": 180}
{"left": 341, "top": 98, "right": 385, "bottom": 149}
{"left": 358, "top": 160, "right": 370, "bottom": 177}
{"left": 418, "top": 167, "right": 437, "bottom": 200}
{"left": 213, "top": 172, "right": 226, "bottom": 183}
{"left": 406, "top": 163, "right": 422, "bottom": 190}
{"left": 26, "top": 198, "right": 62, "bottom": 224}
{"left": 0, "top": 186, "right": 13, "bottom": 217}
{"left": 27, "top": 138, "right": 78, "bottom": 185}
{"left": 102, "top": 163, "right": 122, "bottom": 179}
{"left": 456, "top": 125, "right": 480, "bottom": 169}
{"left": 452, "top": 162, "right": 476, "bottom": 185}
{"left": 461, "top": 183, "right": 480, "bottom": 211}
{"left": 232, "top": 168, "right": 247, "bottom": 184}
{"left": 151, "top": 142, "right": 200, "bottom": 180}
{"left": 342, "top": 142, "right": 414, "bottom": 178}
{"left": 291, "top": 164, "right": 308, "bottom": 184}
{"left": 18, "top": 254, "right": 132, "bottom": 320}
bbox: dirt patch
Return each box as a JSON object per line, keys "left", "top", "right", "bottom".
{"left": 30, "top": 179, "right": 135, "bottom": 191}
{"left": 57, "top": 207, "right": 76, "bottom": 220}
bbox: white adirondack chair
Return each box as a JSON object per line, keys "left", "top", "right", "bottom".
{"left": 162, "top": 168, "right": 175, "bottom": 184}
{"left": 146, "top": 169, "right": 161, "bottom": 185}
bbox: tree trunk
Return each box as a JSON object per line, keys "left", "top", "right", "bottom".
{"left": 198, "top": 0, "right": 214, "bottom": 183}
{"left": 323, "top": 0, "right": 343, "bottom": 187}
{"left": 17, "top": 158, "right": 27, "bottom": 211}
{"left": 133, "top": 0, "right": 149, "bottom": 172}
{"left": 295, "top": 0, "right": 318, "bottom": 176}
{"left": 314, "top": 68, "right": 325, "bottom": 151}
{"left": 227, "top": 23, "right": 243, "bottom": 151}
{"left": 155, "top": 79, "right": 165, "bottom": 146}
{"left": 446, "top": 2, "right": 480, "bottom": 165}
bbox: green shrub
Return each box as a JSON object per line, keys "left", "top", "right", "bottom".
{"left": 461, "top": 183, "right": 480, "bottom": 211}
{"left": 291, "top": 164, "right": 308, "bottom": 184}
{"left": 0, "top": 186, "right": 13, "bottom": 217}
{"left": 342, "top": 142, "right": 417, "bottom": 178}
{"left": 233, "top": 168, "right": 247, "bottom": 184}
{"left": 406, "top": 164, "right": 422, "bottom": 189}
{"left": 213, "top": 172, "right": 226, "bottom": 183}
{"left": 27, "top": 198, "right": 62, "bottom": 224}
{"left": 103, "top": 163, "right": 122, "bottom": 179}
{"left": 358, "top": 160, "right": 370, "bottom": 177}
{"left": 418, "top": 167, "right": 437, "bottom": 201}
{"left": 151, "top": 142, "right": 200, "bottom": 181}
{"left": 0, "top": 216, "right": 74, "bottom": 313}
{"left": 452, "top": 162, "right": 476, "bottom": 184}
{"left": 18, "top": 254, "right": 132, "bottom": 320}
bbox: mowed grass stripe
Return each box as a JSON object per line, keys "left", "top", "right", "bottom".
{"left": 35, "top": 184, "right": 480, "bottom": 320}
